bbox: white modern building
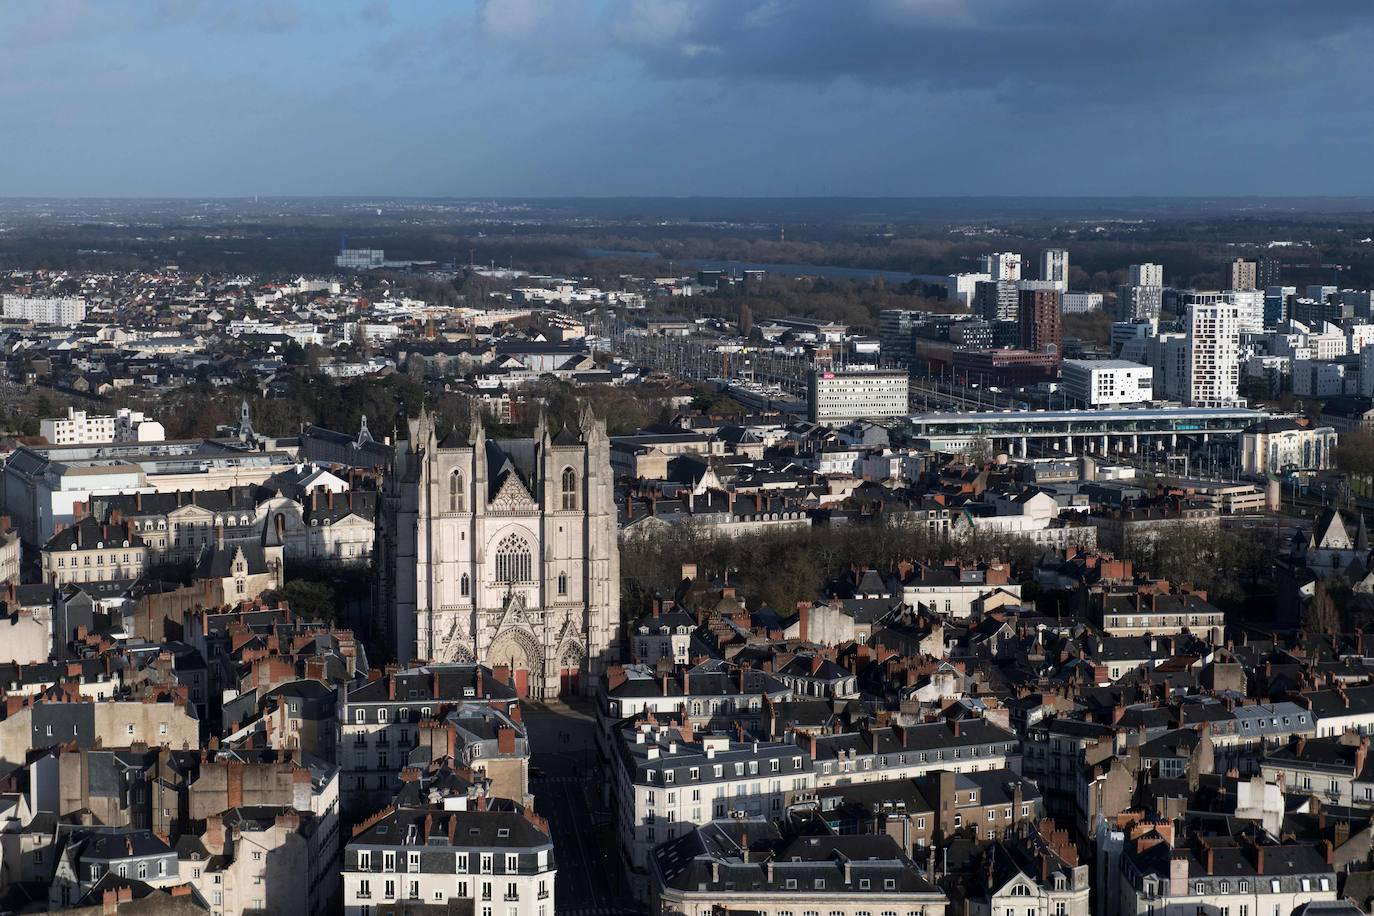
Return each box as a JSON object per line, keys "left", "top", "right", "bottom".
{"left": 1185, "top": 296, "right": 1243, "bottom": 408}
{"left": 1129, "top": 263, "right": 1164, "bottom": 287}
{"left": 1117, "top": 284, "right": 1163, "bottom": 321}
{"left": 947, "top": 271, "right": 991, "bottom": 307}
{"left": 1229, "top": 287, "right": 1266, "bottom": 333}
{"left": 38, "top": 407, "right": 165, "bottom": 446}
{"left": 1292, "top": 359, "right": 1352, "bottom": 398}
{"left": 807, "top": 368, "right": 909, "bottom": 423}
{"left": 1062, "top": 360, "right": 1155, "bottom": 407}
{"left": 1040, "top": 248, "right": 1069, "bottom": 291}
{"left": 1, "top": 295, "right": 86, "bottom": 325}
{"left": 1062, "top": 291, "right": 1103, "bottom": 314}
{"left": 979, "top": 252, "right": 1022, "bottom": 282}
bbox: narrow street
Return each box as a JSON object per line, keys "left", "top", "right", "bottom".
{"left": 523, "top": 702, "right": 643, "bottom": 916}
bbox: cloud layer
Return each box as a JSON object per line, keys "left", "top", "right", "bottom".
{"left": 2, "top": 0, "right": 1373, "bottom": 196}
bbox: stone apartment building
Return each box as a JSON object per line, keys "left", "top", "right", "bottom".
{"left": 651, "top": 817, "right": 947, "bottom": 916}
{"left": 338, "top": 663, "right": 519, "bottom": 815}
{"left": 40, "top": 517, "right": 147, "bottom": 587}
{"left": 610, "top": 717, "right": 815, "bottom": 901}
{"left": 342, "top": 804, "right": 556, "bottom": 916}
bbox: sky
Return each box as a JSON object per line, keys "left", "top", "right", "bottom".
{"left": 4, "top": 0, "right": 1374, "bottom": 198}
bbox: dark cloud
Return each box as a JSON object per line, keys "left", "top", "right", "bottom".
{"left": 578, "top": 0, "right": 1374, "bottom": 103}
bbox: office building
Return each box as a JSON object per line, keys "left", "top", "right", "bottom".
{"left": 973, "top": 280, "right": 1019, "bottom": 321}
{"left": 1265, "top": 286, "right": 1295, "bottom": 326}
{"left": 946, "top": 271, "right": 990, "bottom": 307}
{"left": 1184, "top": 296, "right": 1243, "bottom": 407}
{"left": 1017, "top": 288, "right": 1062, "bottom": 356}
{"left": 1339, "top": 289, "right": 1374, "bottom": 319}
{"left": 1228, "top": 258, "right": 1258, "bottom": 291}
{"left": 951, "top": 349, "right": 1058, "bottom": 387}
{"left": 1062, "top": 291, "right": 1103, "bottom": 314}
{"left": 877, "top": 309, "right": 920, "bottom": 364}
{"left": 335, "top": 248, "right": 385, "bottom": 270}
{"left": 1110, "top": 318, "right": 1157, "bottom": 357}
{"left": 1062, "top": 360, "right": 1155, "bottom": 407}
{"left": 808, "top": 367, "right": 910, "bottom": 423}
{"left": 1, "top": 295, "right": 86, "bottom": 326}
{"left": 979, "top": 252, "right": 1022, "bottom": 282}
{"left": 1040, "top": 248, "right": 1069, "bottom": 291}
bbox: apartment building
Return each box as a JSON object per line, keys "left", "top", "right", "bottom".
{"left": 610, "top": 717, "right": 814, "bottom": 900}
{"left": 343, "top": 805, "right": 556, "bottom": 916}
{"left": 40, "top": 516, "right": 148, "bottom": 586}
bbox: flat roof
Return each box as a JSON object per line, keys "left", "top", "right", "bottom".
{"left": 1062, "top": 359, "right": 1155, "bottom": 370}
{"left": 910, "top": 407, "right": 1267, "bottom": 425}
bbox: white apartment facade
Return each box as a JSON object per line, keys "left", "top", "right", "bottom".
{"left": 947, "top": 272, "right": 991, "bottom": 307}
{"left": 979, "top": 252, "right": 1022, "bottom": 282}
{"left": 39, "top": 408, "right": 165, "bottom": 446}
{"left": 343, "top": 806, "right": 556, "bottom": 916}
{"left": 1185, "top": 296, "right": 1243, "bottom": 407}
{"left": 1040, "top": 248, "right": 1069, "bottom": 291}
{"left": 1, "top": 295, "right": 86, "bottom": 325}
{"left": 1129, "top": 263, "right": 1164, "bottom": 287}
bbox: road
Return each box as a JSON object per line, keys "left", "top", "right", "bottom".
{"left": 524, "top": 702, "right": 642, "bottom": 916}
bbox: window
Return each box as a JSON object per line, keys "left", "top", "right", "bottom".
{"left": 495, "top": 533, "right": 533, "bottom": 584}
{"left": 450, "top": 470, "right": 466, "bottom": 512}
{"left": 558, "top": 572, "right": 568, "bottom": 596}
{"left": 461, "top": 574, "right": 470, "bottom": 598}
{"left": 561, "top": 468, "right": 578, "bottom": 510}
{"left": 359, "top": 852, "right": 372, "bottom": 870}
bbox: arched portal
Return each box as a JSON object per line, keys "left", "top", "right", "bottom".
{"left": 488, "top": 627, "right": 543, "bottom": 698}
{"left": 557, "top": 640, "right": 585, "bottom": 698}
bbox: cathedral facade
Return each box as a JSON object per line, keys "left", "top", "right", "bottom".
{"left": 375, "top": 407, "right": 620, "bottom": 698}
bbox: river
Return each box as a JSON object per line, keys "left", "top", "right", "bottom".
{"left": 583, "top": 248, "right": 945, "bottom": 284}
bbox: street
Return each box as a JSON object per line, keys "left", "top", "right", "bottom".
{"left": 524, "top": 701, "right": 643, "bottom": 916}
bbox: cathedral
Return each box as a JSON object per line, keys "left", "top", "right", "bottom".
{"left": 374, "top": 406, "right": 620, "bottom": 698}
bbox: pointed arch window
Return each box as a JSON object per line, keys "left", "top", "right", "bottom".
{"left": 558, "top": 571, "right": 568, "bottom": 596}
{"left": 495, "top": 533, "right": 533, "bottom": 584}
{"left": 460, "top": 573, "right": 470, "bottom": 598}
{"left": 450, "top": 470, "right": 465, "bottom": 513}
{"left": 561, "top": 467, "right": 578, "bottom": 511}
